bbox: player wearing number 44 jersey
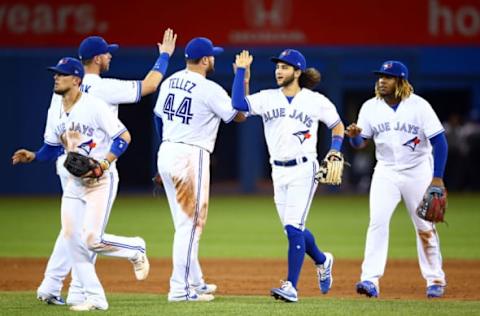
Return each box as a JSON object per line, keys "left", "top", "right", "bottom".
{"left": 153, "top": 37, "right": 245, "bottom": 302}
{"left": 346, "top": 61, "right": 448, "bottom": 299}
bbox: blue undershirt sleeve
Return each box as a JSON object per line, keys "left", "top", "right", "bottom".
{"left": 429, "top": 132, "right": 448, "bottom": 178}
{"left": 154, "top": 115, "right": 162, "bottom": 140}
{"left": 349, "top": 135, "right": 366, "bottom": 148}
{"left": 35, "top": 143, "right": 63, "bottom": 162}
{"left": 232, "top": 67, "right": 249, "bottom": 111}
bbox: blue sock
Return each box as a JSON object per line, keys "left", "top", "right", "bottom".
{"left": 304, "top": 228, "right": 326, "bottom": 265}
{"left": 285, "top": 225, "right": 306, "bottom": 289}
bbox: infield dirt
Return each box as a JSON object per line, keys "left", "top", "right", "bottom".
{"left": 1, "top": 258, "right": 479, "bottom": 300}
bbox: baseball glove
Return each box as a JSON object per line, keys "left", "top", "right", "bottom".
{"left": 416, "top": 185, "right": 447, "bottom": 223}
{"left": 63, "top": 152, "right": 104, "bottom": 179}
{"left": 316, "top": 150, "right": 345, "bottom": 185}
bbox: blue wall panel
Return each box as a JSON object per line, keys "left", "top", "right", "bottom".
{"left": 2, "top": 46, "right": 479, "bottom": 194}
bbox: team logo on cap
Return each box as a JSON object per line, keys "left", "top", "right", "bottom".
{"left": 403, "top": 136, "right": 420, "bottom": 151}
{"left": 383, "top": 62, "right": 393, "bottom": 70}
{"left": 293, "top": 130, "right": 311, "bottom": 144}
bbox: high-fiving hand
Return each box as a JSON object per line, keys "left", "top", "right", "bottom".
{"left": 159, "top": 28, "right": 177, "bottom": 56}
{"left": 233, "top": 50, "right": 253, "bottom": 82}
{"left": 345, "top": 123, "right": 362, "bottom": 138}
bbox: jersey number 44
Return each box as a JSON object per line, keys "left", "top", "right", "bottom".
{"left": 163, "top": 93, "right": 193, "bottom": 125}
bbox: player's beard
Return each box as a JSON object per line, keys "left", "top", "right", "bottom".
{"left": 206, "top": 58, "right": 215, "bottom": 75}
{"left": 278, "top": 73, "right": 295, "bottom": 88}
{"left": 100, "top": 60, "right": 110, "bottom": 72}
{"left": 378, "top": 85, "right": 395, "bottom": 98}
{"left": 54, "top": 85, "right": 69, "bottom": 96}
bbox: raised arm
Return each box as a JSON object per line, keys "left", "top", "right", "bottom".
{"left": 141, "top": 28, "right": 177, "bottom": 96}
{"left": 232, "top": 50, "right": 253, "bottom": 112}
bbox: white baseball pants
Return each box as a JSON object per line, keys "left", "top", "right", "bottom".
{"left": 38, "top": 159, "right": 145, "bottom": 306}
{"left": 360, "top": 159, "right": 446, "bottom": 289}
{"left": 157, "top": 142, "right": 210, "bottom": 299}
{"left": 272, "top": 159, "right": 319, "bottom": 231}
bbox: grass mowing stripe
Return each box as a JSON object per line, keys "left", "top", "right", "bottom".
{"left": 0, "top": 194, "right": 479, "bottom": 258}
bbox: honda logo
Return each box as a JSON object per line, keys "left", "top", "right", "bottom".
{"left": 245, "top": 0, "right": 292, "bottom": 28}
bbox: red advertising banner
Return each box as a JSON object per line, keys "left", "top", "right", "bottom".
{"left": 0, "top": 0, "right": 479, "bottom": 47}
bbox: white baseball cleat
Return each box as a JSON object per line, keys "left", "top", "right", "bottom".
{"left": 168, "top": 293, "right": 215, "bottom": 302}
{"left": 69, "top": 301, "right": 108, "bottom": 311}
{"left": 317, "top": 252, "right": 334, "bottom": 294}
{"left": 193, "top": 283, "right": 217, "bottom": 295}
{"left": 37, "top": 293, "right": 65, "bottom": 305}
{"left": 130, "top": 252, "right": 150, "bottom": 281}
{"left": 270, "top": 280, "right": 298, "bottom": 302}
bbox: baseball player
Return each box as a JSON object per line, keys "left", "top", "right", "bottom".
{"left": 232, "top": 49, "right": 344, "bottom": 302}
{"left": 12, "top": 57, "right": 136, "bottom": 311}
{"left": 154, "top": 37, "right": 245, "bottom": 302}
{"left": 33, "top": 29, "right": 177, "bottom": 306}
{"left": 345, "top": 61, "right": 448, "bottom": 298}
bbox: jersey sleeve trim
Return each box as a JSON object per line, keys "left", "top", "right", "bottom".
{"left": 44, "top": 140, "right": 62, "bottom": 146}
{"left": 135, "top": 81, "right": 142, "bottom": 103}
{"left": 427, "top": 128, "right": 445, "bottom": 139}
{"left": 112, "top": 128, "right": 128, "bottom": 140}
{"left": 224, "top": 110, "right": 238, "bottom": 123}
{"left": 327, "top": 118, "right": 341, "bottom": 129}
{"left": 245, "top": 97, "right": 253, "bottom": 114}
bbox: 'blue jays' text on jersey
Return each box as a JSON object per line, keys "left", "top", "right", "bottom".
{"left": 357, "top": 93, "right": 444, "bottom": 170}
{"left": 45, "top": 93, "right": 127, "bottom": 162}
{"left": 246, "top": 88, "right": 340, "bottom": 162}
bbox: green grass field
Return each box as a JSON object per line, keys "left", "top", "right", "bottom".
{"left": 1, "top": 292, "right": 480, "bottom": 316}
{"left": 1, "top": 194, "right": 479, "bottom": 259}
{"left": 1, "top": 194, "right": 479, "bottom": 315}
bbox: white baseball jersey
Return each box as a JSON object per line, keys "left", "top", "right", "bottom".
{"left": 80, "top": 74, "right": 142, "bottom": 116}
{"left": 153, "top": 69, "right": 238, "bottom": 153}
{"left": 48, "top": 74, "right": 140, "bottom": 175}
{"left": 357, "top": 93, "right": 446, "bottom": 288}
{"left": 246, "top": 88, "right": 340, "bottom": 161}
{"left": 44, "top": 93, "right": 126, "bottom": 162}
{"left": 357, "top": 93, "right": 444, "bottom": 171}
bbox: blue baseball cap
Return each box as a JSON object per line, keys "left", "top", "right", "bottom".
{"left": 78, "top": 36, "right": 119, "bottom": 60}
{"left": 373, "top": 60, "right": 408, "bottom": 80}
{"left": 47, "top": 57, "right": 84, "bottom": 79}
{"left": 271, "top": 49, "right": 306, "bottom": 71}
{"left": 185, "top": 37, "right": 223, "bottom": 59}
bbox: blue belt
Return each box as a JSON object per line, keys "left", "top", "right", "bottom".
{"left": 273, "top": 156, "right": 307, "bottom": 167}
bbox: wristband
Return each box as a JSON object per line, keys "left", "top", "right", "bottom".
{"left": 152, "top": 52, "right": 170, "bottom": 76}
{"left": 330, "top": 135, "right": 343, "bottom": 152}
{"left": 110, "top": 137, "right": 129, "bottom": 158}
